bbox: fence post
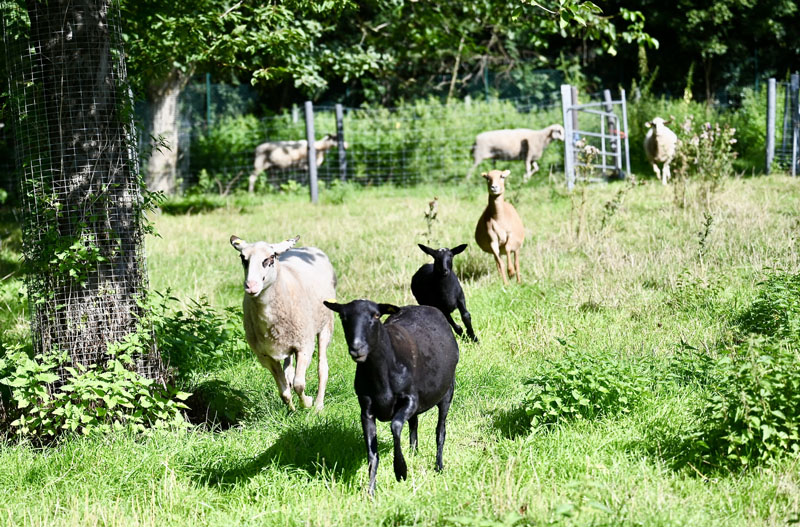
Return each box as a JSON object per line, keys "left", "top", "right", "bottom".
{"left": 561, "top": 84, "right": 575, "bottom": 190}
{"left": 620, "top": 89, "right": 631, "bottom": 179}
{"left": 603, "top": 89, "right": 621, "bottom": 174}
{"left": 792, "top": 73, "right": 799, "bottom": 177}
{"left": 335, "top": 103, "right": 347, "bottom": 182}
{"left": 304, "top": 100, "right": 319, "bottom": 203}
{"left": 766, "top": 78, "right": 776, "bottom": 174}
{"left": 570, "top": 85, "right": 579, "bottom": 132}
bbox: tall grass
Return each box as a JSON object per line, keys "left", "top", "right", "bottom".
{"left": 1, "top": 174, "right": 800, "bottom": 525}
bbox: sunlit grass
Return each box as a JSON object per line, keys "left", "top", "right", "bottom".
{"left": 2, "top": 174, "right": 800, "bottom": 525}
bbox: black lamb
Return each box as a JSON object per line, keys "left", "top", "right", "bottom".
{"left": 323, "top": 299, "right": 459, "bottom": 496}
{"left": 411, "top": 243, "right": 478, "bottom": 342}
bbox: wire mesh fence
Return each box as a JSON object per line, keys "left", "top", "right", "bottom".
{"left": 2, "top": 0, "right": 161, "bottom": 380}
{"left": 180, "top": 91, "right": 565, "bottom": 193}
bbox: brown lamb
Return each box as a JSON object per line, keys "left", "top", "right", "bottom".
{"left": 474, "top": 169, "right": 525, "bottom": 285}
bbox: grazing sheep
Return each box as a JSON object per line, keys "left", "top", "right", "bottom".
{"left": 467, "top": 124, "right": 565, "bottom": 180}
{"left": 248, "top": 134, "right": 344, "bottom": 192}
{"left": 411, "top": 243, "right": 478, "bottom": 342}
{"left": 323, "top": 299, "right": 459, "bottom": 496}
{"left": 475, "top": 169, "right": 525, "bottom": 285}
{"left": 230, "top": 234, "right": 336, "bottom": 411}
{"left": 643, "top": 117, "right": 678, "bottom": 185}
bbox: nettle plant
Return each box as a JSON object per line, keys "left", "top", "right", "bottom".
{"left": 0, "top": 335, "right": 190, "bottom": 441}
{"left": 522, "top": 341, "right": 650, "bottom": 429}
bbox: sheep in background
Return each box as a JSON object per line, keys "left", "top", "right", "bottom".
{"left": 643, "top": 117, "right": 678, "bottom": 185}
{"left": 411, "top": 243, "right": 478, "bottom": 342}
{"left": 323, "top": 299, "right": 459, "bottom": 496}
{"left": 475, "top": 169, "right": 525, "bottom": 285}
{"left": 467, "top": 124, "right": 565, "bottom": 180}
{"left": 230, "top": 234, "right": 336, "bottom": 411}
{"left": 248, "top": 134, "right": 344, "bottom": 192}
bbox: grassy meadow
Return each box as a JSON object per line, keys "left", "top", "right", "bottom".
{"left": 2, "top": 173, "right": 800, "bottom": 526}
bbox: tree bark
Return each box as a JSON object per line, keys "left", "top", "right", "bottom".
{"left": 145, "top": 69, "right": 192, "bottom": 194}
{"left": 15, "top": 0, "right": 158, "bottom": 377}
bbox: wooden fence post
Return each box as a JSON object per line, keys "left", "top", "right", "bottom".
{"left": 791, "top": 73, "right": 799, "bottom": 177}
{"left": 561, "top": 84, "right": 575, "bottom": 190}
{"left": 304, "top": 100, "right": 319, "bottom": 203}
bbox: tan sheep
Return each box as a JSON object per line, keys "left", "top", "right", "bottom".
{"left": 643, "top": 117, "right": 678, "bottom": 185}
{"left": 475, "top": 169, "right": 525, "bottom": 285}
{"left": 230, "top": 234, "right": 336, "bottom": 411}
{"left": 467, "top": 124, "right": 565, "bottom": 180}
{"left": 248, "top": 134, "right": 344, "bottom": 192}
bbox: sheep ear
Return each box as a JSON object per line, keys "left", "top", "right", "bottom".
{"left": 481, "top": 172, "right": 490, "bottom": 180}
{"left": 230, "top": 235, "right": 248, "bottom": 252}
{"left": 418, "top": 244, "right": 436, "bottom": 257}
{"left": 451, "top": 243, "right": 467, "bottom": 255}
{"left": 501, "top": 170, "right": 511, "bottom": 178}
{"left": 645, "top": 121, "right": 652, "bottom": 128}
{"left": 378, "top": 303, "right": 399, "bottom": 316}
{"left": 323, "top": 300, "right": 341, "bottom": 313}
{"left": 272, "top": 235, "right": 300, "bottom": 255}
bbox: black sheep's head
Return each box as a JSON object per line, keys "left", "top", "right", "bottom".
{"left": 418, "top": 243, "right": 467, "bottom": 277}
{"left": 323, "top": 299, "right": 399, "bottom": 362}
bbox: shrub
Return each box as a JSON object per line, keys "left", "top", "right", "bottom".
{"left": 688, "top": 337, "right": 800, "bottom": 469}
{"left": 522, "top": 345, "right": 650, "bottom": 428}
{"left": 145, "top": 291, "right": 250, "bottom": 384}
{"left": 0, "top": 339, "right": 190, "bottom": 442}
{"left": 734, "top": 271, "right": 800, "bottom": 342}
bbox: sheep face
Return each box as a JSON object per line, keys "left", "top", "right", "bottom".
{"left": 482, "top": 169, "right": 510, "bottom": 196}
{"left": 418, "top": 243, "right": 467, "bottom": 277}
{"left": 230, "top": 235, "right": 299, "bottom": 297}
{"left": 323, "top": 300, "right": 399, "bottom": 362}
{"left": 549, "top": 124, "right": 565, "bottom": 141}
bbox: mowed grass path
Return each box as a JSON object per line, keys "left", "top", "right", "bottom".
{"left": 2, "top": 175, "right": 800, "bottom": 526}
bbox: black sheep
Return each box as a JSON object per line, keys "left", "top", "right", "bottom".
{"left": 323, "top": 299, "right": 459, "bottom": 496}
{"left": 411, "top": 243, "right": 478, "bottom": 342}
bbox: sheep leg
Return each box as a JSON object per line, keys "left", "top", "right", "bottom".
{"left": 490, "top": 242, "right": 509, "bottom": 285}
{"left": 443, "top": 311, "right": 464, "bottom": 337}
{"left": 651, "top": 163, "right": 662, "bottom": 184}
{"left": 435, "top": 382, "right": 455, "bottom": 472}
{"left": 390, "top": 395, "right": 419, "bottom": 482}
{"left": 456, "top": 296, "right": 478, "bottom": 343}
{"left": 513, "top": 250, "right": 521, "bottom": 283}
{"left": 291, "top": 346, "right": 314, "bottom": 409}
{"left": 466, "top": 159, "right": 481, "bottom": 179}
{"left": 408, "top": 415, "right": 419, "bottom": 452}
{"left": 264, "top": 356, "right": 295, "bottom": 411}
{"left": 506, "top": 252, "right": 515, "bottom": 278}
{"left": 313, "top": 323, "right": 332, "bottom": 411}
{"left": 359, "top": 397, "right": 379, "bottom": 496}
{"left": 662, "top": 162, "right": 671, "bottom": 185}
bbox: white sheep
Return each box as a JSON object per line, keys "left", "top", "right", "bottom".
{"left": 230, "top": 234, "right": 336, "bottom": 411}
{"left": 248, "top": 134, "right": 344, "bottom": 192}
{"left": 467, "top": 124, "right": 565, "bottom": 180}
{"left": 643, "top": 117, "right": 678, "bottom": 185}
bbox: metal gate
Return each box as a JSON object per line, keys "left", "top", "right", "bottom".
{"left": 560, "top": 84, "right": 631, "bottom": 190}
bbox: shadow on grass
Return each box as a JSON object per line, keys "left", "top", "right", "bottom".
{"left": 184, "top": 379, "right": 251, "bottom": 430}
{"left": 491, "top": 406, "right": 532, "bottom": 440}
{"left": 198, "top": 419, "right": 366, "bottom": 488}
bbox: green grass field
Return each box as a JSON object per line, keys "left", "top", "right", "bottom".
{"left": 2, "top": 174, "right": 800, "bottom": 526}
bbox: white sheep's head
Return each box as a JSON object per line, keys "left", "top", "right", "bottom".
{"left": 645, "top": 116, "right": 673, "bottom": 130}
{"left": 482, "top": 169, "right": 510, "bottom": 196}
{"left": 549, "top": 124, "right": 565, "bottom": 141}
{"left": 230, "top": 235, "right": 299, "bottom": 296}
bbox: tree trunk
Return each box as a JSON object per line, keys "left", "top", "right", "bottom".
{"left": 145, "top": 69, "right": 192, "bottom": 194}
{"left": 12, "top": 0, "right": 159, "bottom": 378}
